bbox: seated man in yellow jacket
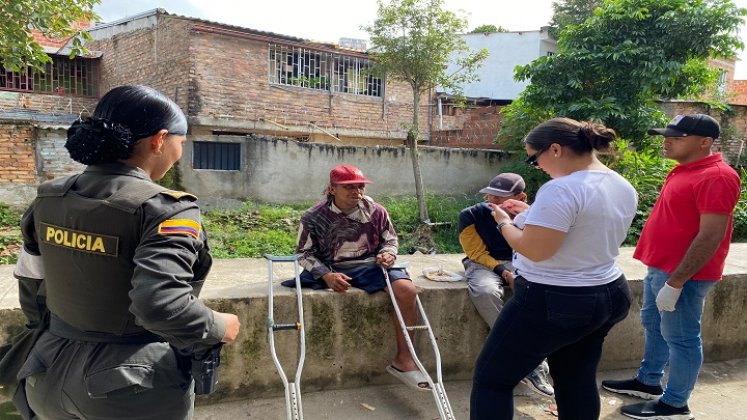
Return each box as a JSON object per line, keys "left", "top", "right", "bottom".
{"left": 459, "top": 173, "right": 554, "bottom": 396}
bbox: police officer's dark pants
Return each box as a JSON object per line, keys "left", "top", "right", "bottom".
{"left": 21, "top": 332, "right": 194, "bottom": 420}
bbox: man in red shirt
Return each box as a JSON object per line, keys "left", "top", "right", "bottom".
{"left": 602, "top": 114, "right": 741, "bottom": 420}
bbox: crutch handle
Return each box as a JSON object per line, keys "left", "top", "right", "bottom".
{"left": 272, "top": 322, "right": 302, "bottom": 331}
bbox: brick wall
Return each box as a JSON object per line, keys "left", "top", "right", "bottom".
{"left": 88, "top": 16, "right": 192, "bottom": 110}
{"left": 0, "top": 123, "right": 36, "bottom": 184}
{"left": 187, "top": 24, "right": 427, "bottom": 142}
{"left": 88, "top": 14, "right": 426, "bottom": 143}
{"left": 731, "top": 80, "right": 747, "bottom": 106}
{"left": 430, "top": 104, "right": 504, "bottom": 148}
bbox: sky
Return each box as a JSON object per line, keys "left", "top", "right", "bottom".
{"left": 94, "top": 0, "right": 747, "bottom": 78}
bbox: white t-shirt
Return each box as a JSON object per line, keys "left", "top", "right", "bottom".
{"left": 513, "top": 170, "right": 637, "bottom": 287}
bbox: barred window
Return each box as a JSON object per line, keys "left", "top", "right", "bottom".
{"left": 268, "top": 44, "right": 382, "bottom": 97}
{"left": 0, "top": 55, "right": 98, "bottom": 96}
{"left": 193, "top": 142, "right": 241, "bottom": 170}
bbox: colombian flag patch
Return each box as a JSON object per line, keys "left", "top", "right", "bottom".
{"left": 157, "top": 219, "right": 201, "bottom": 239}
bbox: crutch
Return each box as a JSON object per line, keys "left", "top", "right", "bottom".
{"left": 265, "top": 254, "right": 306, "bottom": 420}
{"left": 382, "top": 265, "right": 455, "bottom": 420}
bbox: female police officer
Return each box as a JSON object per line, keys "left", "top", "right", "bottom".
{"left": 12, "top": 85, "right": 240, "bottom": 419}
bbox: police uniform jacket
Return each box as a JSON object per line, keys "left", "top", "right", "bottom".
{"left": 12, "top": 163, "right": 225, "bottom": 408}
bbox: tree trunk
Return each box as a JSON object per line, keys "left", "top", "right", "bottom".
{"left": 408, "top": 91, "right": 429, "bottom": 223}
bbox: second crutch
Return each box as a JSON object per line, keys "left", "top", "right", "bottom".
{"left": 265, "top": 254, "right": 306, "bottom": 420}
{"left": 382, "top": 265, "right": 455, "bottom": 420}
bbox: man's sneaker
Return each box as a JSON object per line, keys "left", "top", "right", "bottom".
{"left": 621, "top": 400, "right": 694, "bottom": 420}
{"left": 521, "top": 362, "right": 554, "bottom": 396}
{"left": 602, "top": 378, "right": 663, "bottom": 400}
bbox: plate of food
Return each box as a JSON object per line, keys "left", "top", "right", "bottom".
{"left": 422, "top": 266, "right": 464, "bottom": 282}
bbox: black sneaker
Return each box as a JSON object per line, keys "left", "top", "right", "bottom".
{"left": 621, "top": 400, "right": 694, "bottom": 419}
{"left": 602, "top": 378, "right": 663, "bottom": 400}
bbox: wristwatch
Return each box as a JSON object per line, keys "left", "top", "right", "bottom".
{"left": 497, "top": 221, "right": 514, "bottom": 231}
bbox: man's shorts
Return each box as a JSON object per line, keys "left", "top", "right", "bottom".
{"left": 282, "top": 263, "right": 410, "bottom": 294}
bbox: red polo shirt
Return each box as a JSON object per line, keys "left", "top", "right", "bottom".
{"left": 634, "top": 153, "right": 740, "bottom": 280}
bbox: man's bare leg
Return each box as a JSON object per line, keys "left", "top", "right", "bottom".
{"left": 388, "top": 279, "right": 419, "bottom": 372}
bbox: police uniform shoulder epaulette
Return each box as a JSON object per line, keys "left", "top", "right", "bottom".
{"left": 37, "top": 174, "right": 80, "bottom": 197}
{"left": 159, "top": 190, "right": 198, "bottom": 201}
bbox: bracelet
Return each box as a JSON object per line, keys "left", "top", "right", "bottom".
{"left": 496, "top": 221, "right": 514, "bottom": 231}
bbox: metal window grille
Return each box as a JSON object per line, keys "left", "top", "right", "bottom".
{"left": 268, "top": 43, "right": 381, "bottom": 97}
{"left": 0, "top": 55, "right": 98, "bottom": 96}
{"left": 193, "top": 142, "right": 241, "bottom": 170}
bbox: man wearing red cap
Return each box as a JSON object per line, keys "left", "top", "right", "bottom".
{"left": 293, "top": 164, "right": 429, "bottom": 391}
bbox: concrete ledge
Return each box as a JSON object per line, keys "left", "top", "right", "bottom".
{"left": 2, "top": 246, "right": 747, "bottom": 403}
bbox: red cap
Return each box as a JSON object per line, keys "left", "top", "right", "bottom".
{"left": 330, "top": 165, "right": 373, "bottom": 184}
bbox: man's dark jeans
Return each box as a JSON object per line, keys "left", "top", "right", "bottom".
{"left": 471, "top": 274, "right": 632, "bottom": 420}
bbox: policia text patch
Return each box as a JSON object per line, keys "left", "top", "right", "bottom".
{"left": 40, "top": 222, "right": 119, "bottom": 257}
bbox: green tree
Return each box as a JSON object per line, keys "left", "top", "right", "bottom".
{"left": 0, "top": 0, "right": 100, "bottom": 72}
{"left": 500, "top": 0, "right": 745, "bottom": 149}
{"left": 363, "top": 0, "right": 487, "bottom": 222}
{"left": 470, "top": 24, "right": 508, "bottom": 34}
{"left": 548, "top": 0, "right": 602, "bottom": 39}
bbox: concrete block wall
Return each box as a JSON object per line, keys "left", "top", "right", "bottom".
{"left": 35, "top": 127, "right": 85, "bottom": 181}
{"left": 0, "top": 90, "right": 97, "bottom": 116}
{"left": 179, "top": 135, "right": 509, "bottom": 204}
{"left": 0, "top": 130, "right": 510, "bottom": 207}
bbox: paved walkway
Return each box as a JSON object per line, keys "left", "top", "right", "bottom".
{"left": 193, "top": 358, "right": 747, "bottom": 419}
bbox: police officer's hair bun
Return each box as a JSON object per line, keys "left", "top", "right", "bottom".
{"left": 65, "top": 117, "right": 136, "bottom": 165}
{"left": 525, "top": 117, "right": 617, "bottom": 154}
{"left": 64, "top": 85, "right": 188, "bottom": 165}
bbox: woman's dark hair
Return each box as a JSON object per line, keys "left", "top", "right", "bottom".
{"left": 524, "top": 117, "right": 617, "bottom": 154}
{"left": 65, "top": 85, "right": 187, "bottom": 165}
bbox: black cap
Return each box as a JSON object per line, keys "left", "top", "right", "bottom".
{"left": 647, "top": 114, "right": 720, "bottom": 138}
{"left": 479, "top": 173, "right": 525, "bottom": 197}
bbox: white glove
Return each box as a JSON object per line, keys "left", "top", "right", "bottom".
{"left": 656, "top": 283, "right": 682, "bottom": 312}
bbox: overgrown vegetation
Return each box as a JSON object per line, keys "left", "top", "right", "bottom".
{"left": 500, "top": 0, "right": 746, "bottom": 148}
{"left": 2, "top": 178, "right": 746, "bottom": 265}
{"left": 363, "top": 0, "right": 488, "bottom": 222}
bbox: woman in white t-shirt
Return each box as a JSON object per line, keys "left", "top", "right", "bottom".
{"left": 470, "top": 117, "right": 638, "bottom": 420}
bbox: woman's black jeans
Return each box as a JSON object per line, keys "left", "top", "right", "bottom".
{"left": 470, "top": 274, "right": 632, "bottom": 420}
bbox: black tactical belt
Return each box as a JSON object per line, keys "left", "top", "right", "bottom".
{"left": 50, "top": 315, "right": 165, "bottom": 344}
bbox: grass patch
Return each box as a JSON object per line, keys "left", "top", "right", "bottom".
{"left": 2, "top": 184, "right": 744, "bottom": 263}
{"left": 379, "top": 194, "right": 476, "bottom": 254}
{"left": 202, "top": 201, "right": 308, "bottom": 258}
{"left": 202, "top": 194, "right": 477, "bottom": 258}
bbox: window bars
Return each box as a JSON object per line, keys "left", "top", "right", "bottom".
{"left": 0, "top": 56, "right": 98, "bottom": 97}
{"left": 268, "top": 44, "right": 381, "bottom": 97}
